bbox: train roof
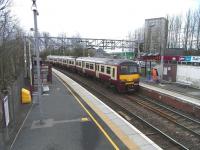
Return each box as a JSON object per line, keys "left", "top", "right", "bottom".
{"left": 76, "top": 57, "right": 137, "bottom": 65}
{"left": 76, "top": 57, "right": 110, "bottom": 64}
{"left": 63, "top": 56, "right": 76, "bottom": 60}
{"left": 47, "top": 55, "right": 137, "bottom": 65}
{"left": 47, "top": 55, "right": 76, "bottom": 60}
{"left": 106, "top": 59, "right": 138, "bottom": 65}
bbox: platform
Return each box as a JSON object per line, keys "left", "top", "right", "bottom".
{"left": 141, "top": 78, "right": 200, "bottom": 99}
{"left": 140, "top": 82, "right": 200, "bottom": 107}
{"left": 52, "top": 69, "right": 161, "bottom": 150}
{"left": 11, "top": 76, "right": 122, "bottom": 149}
{"left": 11, "top": 69, "right": 161, "bottom": 150}
{"left": 139, "top": 81, "right": 200, "bottom": 118}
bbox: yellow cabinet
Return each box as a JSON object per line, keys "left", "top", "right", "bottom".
{"left": 21, "top": 88, "right": 31, "bottom": 104}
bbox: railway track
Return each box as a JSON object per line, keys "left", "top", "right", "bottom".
{"left": 126, "top": 94, "right": 200, "bottom": 137}
{"left": 55, "top": 68, "right": 194, "bottom": 149}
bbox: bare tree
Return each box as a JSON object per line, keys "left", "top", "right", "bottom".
{"left": 183, "top": 10, "right": 191, "bottom": 50}
{"left": 127, "top": 27, "right": 144, "bottom": 58}
{"left": 150, "top": 7, "right": 200, "bottom": 52}
{"left": 0, "top": 0, "right": 9, "bottom": 11}
{"left": 167, "top": 15, "right": 183, "bottom": 49}
{"left": 42, "top": 32, "right": 50, "bottom": 50}
{"left": 0, "top": 3, "right": 25, "bottom": 90}
{"left": 173, "top": 16, "right": 182, "bottom": 48}
{"left": 70, "top": 33, "right": 85, "bottom": 56}
{"left": 195, "top": 6, "right": 200, "bottom": 50}
{"left": 189, "top": 11, "right": 197, "bottom": 49}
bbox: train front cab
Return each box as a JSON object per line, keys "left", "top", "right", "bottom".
{"left": 117, "top": 62, "right": 140, "bottom": 92}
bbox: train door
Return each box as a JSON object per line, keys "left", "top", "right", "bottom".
{"left": 111, "top": 66, "right": 117, "bottom": 80}
{"left": 83, "top": 61, "right": 86, "bottom": 73}
{"left": 67, "top": 59, "right": 69, "bottom": 68}
{"left": 96, "top": 64, "right": 100, "bottom": 78}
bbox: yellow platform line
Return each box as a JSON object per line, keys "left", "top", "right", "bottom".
{"left": 55, "top": 74, "right": 120, "bottom": 150}
{"left": 81, "top": 117, "right": 89, "bottom": 122}
{"left": 81, "top": 95, "right": 140, "bottom": 149}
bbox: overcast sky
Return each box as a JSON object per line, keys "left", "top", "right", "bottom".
{"left": 11, "top": 0, "right": 199, "bottom": 39}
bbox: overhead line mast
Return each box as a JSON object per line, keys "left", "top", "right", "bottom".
{"left": 32, "top": 0, "right": 43, "bottom": 123}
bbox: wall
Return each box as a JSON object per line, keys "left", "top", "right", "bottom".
{"left": 176, "top": 65, "right": 200, "bottom": 88}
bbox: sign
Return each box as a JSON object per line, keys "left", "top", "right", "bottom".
{"left": 179, "top": 56, "right": 192, "bottom": 62}
{"left": 179, "top": 56, "right": 200, "bottom": 62}
{"left": 191, "top": 56, "right": 200, "bottom": 62}
{"left": 3, "top": 96, "right": 10, "bottom": 126}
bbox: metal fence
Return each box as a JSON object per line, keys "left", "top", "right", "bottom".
{"left": 0, "top": 73, "right": 30, "bottom": 148}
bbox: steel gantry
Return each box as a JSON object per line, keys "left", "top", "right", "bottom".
{"left": 25, "top": 36, "right": 136, "bottom": 51}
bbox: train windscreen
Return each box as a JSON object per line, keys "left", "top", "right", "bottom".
{"left": 120, "top": 65, "right": 138, "bottom": 75}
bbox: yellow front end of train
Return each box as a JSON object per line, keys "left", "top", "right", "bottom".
{"left": 119, "top": 74, "right": 140, "bottom": 85}
{"left": 117, "top": 63, "right": 140, "bottom": 92}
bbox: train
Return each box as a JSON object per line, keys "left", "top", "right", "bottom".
{"left": 47, "top": 55, "right": 140, "bottom": 92}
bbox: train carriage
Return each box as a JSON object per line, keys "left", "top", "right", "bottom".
{"left": 113, "top": 59, "right": 140, "bottom": 92}
{"left": 47, "top": 55, "right": 140, "bottom": 92}
{"left": 65, "top": 57, "right": 76, "bottom": 71}
{"left": 46, "top": 55, "right": 53, "bottom": 63}
{"left": 47, "top": 55, "right": 59, "bottom": 65}
{"left": 75, "top": 57, "right": 140, "bottom": 92}
{"left": 77, "top": 57, "right": 109, "bottom": 78}
{"left": 97, "top": 58, "right": 140, "bottom": 92}
{"left": 61, "top": 56, "right": 68, "bottom": 67}
{"left": 75, "top": 57, "right": 85, "bottom": 74}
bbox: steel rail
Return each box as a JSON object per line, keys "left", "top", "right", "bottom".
{"left": 56, "top": 67, "right": 189, "bottom": 150}
{"left": 127, "top": 94, "right": 200, "bottom": 137}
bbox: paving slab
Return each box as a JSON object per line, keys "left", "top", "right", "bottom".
{"left": 11, "top": 75, "right": 127, "bottom": 150}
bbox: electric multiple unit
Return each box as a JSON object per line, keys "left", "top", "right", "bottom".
{"left": 47, "top": 55, "right": 140, "bottom": 92}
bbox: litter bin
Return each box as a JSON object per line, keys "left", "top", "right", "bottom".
{"left": 21, "top": 88, "right": 31, "bottom": 104}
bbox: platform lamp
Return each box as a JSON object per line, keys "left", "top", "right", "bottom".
{"left": 31, "top": 0, "right": 44, "bottom": 124}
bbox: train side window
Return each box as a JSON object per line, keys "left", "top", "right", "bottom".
{"left": 90, "top": 64, "right": 94, "bottom": 70}
{"left": 112, "top": 68, "right": 115, "bottom": 78}
{"left": 76, "top": 61, "right": 78, "bottom": 65}
{"left": 106, "top": 67, "right": 111, "bottom": 74}
{"left": 97, "top": 65, "right": 99, "bottom": 71}
{"left": 79, "top": 62, "right": 81, "bottom": 66}
{"left": 86, "top": 63, "right": 89, "bottom": 68}
{"left": 101, "top": 65, "right": 104, "bottom": 72}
